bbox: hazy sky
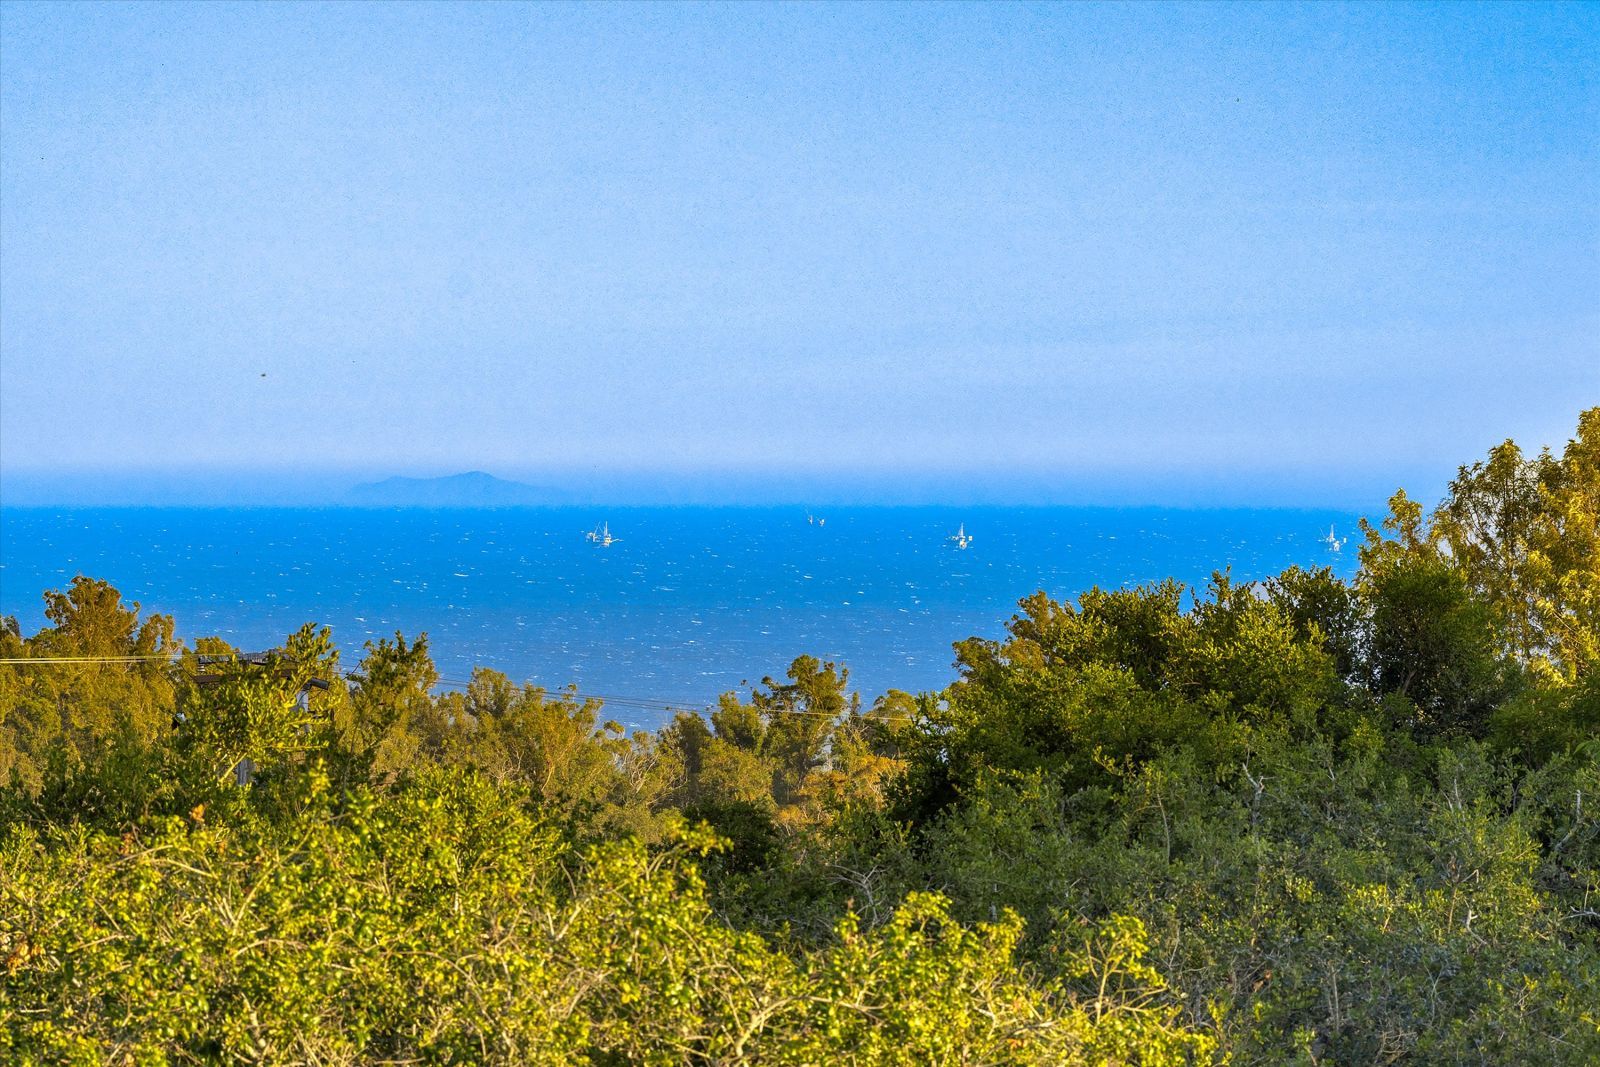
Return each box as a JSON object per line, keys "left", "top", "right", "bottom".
{"left": 2, "top": 2, "right": 1596, "bottom": 504}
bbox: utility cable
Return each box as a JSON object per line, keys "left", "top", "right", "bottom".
{"left": 0, "top": 656, "right": 928, "bottom": 724}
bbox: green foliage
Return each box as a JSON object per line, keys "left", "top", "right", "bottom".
{"left": 724, "top": 655, "right": 857, "bottom": 809}
{"left": 0, "top": 770, "right": 1215, "bottom": 1065}
{"left": 1432, "top": 409, "right": 1600, "bottom": 682}
{"left": 1, "top": 408, "right": 1596, "bottom": 1064}
{"left": 1363, "top": 552, "right": 1513, "bottom": 739}
{"left": 1491, "top": 672, "right": 1600, "bottom": 763}
{"left": 1363, "top": 406, "right": 1600, "bottom": 685}
{"left": 1263, "top": 565, "right": 1364, "bottom": 681}
{"left": 341, "top": 630, "right": 435, "bottom": 776}
{"left": 0, "top": 577, "right": 176, "bottom": 792}
{"left": 897, "top": 572, "right": 1339, "bottom": 822}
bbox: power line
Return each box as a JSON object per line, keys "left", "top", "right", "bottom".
{"left": 0, "top": 652, "right": 267, "bottom": 664}
{"left": 0, "top": 655, "right": 178, "bottom": 664}
{"left": 430, "top": 674, "right": 917, "bottom": 723}
{"left": 0, "top": 656, "right": 926, "bottom": 724}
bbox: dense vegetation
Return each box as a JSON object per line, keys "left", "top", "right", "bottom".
{"left": 3, "top": 409, "right": 1597, "bottom": 1065}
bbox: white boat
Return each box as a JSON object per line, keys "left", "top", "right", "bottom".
{"left": 949, "top": 523, "right": 973, "bottom": 550}
{"left": 1323, "top": 524, "right": 1346, "bottom": 552}
{"left": 586, "top": 522, "right": 619, "bottom": 547}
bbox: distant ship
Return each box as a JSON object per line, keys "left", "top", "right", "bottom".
{"left": 586, "top": 522, "right": 619, "bottom": 547}
{"left": 806, "top": 511, "right": 826, "bottom": 528}
{"left": 949, "top": 523, "right": 973, "bottom": 550}
{"left": 1323, "top": 524, "right": 1346, "bottom": 552}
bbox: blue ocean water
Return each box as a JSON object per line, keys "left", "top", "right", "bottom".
{"left": 1, "top": 507, "right": 1363, "bottom": 729}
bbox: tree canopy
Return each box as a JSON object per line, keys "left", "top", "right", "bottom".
{"left": 2, "top": 408, "right": 1597, "bottom": 1064}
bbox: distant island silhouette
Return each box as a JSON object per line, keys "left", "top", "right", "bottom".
{"left": 345, "top": 471, "right": 570, "bottom": 507}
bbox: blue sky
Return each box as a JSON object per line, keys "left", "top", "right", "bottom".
{"left": 1, "top": 1, "right": 1596, "bottom": 505}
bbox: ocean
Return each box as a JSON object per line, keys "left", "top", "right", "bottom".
{"left": 0, "top": 506, "right": 1364, "bottom": 729}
